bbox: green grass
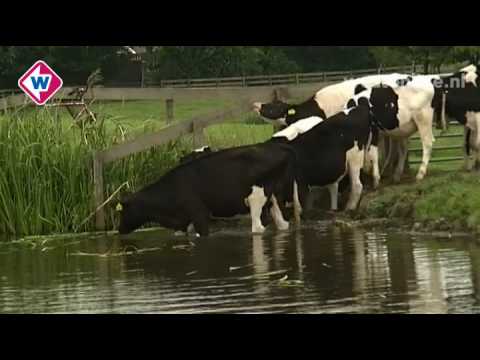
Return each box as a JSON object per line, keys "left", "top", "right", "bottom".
{"left": 361, "top": 171, "right": 480, "bottom": 233}
{"left": 0, "top": 100, "right": 272, "bottom": 237}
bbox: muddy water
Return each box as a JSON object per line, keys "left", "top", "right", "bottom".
{"left": 1, "top": 221, "right": 480, "bottom": 314}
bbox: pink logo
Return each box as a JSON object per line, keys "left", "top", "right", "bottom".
{"left": 18, "top": 60, "right": 63, "bottom": 106}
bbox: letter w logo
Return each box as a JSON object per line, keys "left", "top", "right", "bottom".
{"left": 31, "top": 76, "right": 51, "bottom": 90}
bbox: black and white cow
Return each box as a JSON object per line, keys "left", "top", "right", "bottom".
{"left": 430, "top": 64, "right": 480, "bottom": 170}
{"left": 254, "top": 72, "right": 439, "bottom": 183}
{"left": 255, "top": 84, "right": 382, "bottom": 189}
{"left": 116, "top": 141, "right": 300, "bottom": 236}
{"left": 266, "top": 85, "right": 400, "bottom": 212}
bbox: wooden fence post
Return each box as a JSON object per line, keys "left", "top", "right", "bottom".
{"left": 93, "top": 152, "right": 106, "bottom": 231}
{"left": 273, "top": 89, "right": 280, "bottom": 101}
{"left": 295, "top": 74, "right": 300, "bottom": 85}
{"left": 193, "top": 121, "right": 206, "bottom": 149}
{"left": 166, "top": 98, "right": 174, "bottom": 124}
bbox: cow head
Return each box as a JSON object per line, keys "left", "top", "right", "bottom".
{"left": 368, "top": 85, "right": 400, "bottom": 131}
{"left": 460, "top": 64, "right": 479, "bottom": 87}
{"left": 253, "top": 97, "right": 326, "bottom": 127}
{"left": 116, "top": 193, "right": 147, "bottom": 235}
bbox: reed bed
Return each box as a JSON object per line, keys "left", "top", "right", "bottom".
{"left": 0, "top": 103, "right": 271, "bottom": 237}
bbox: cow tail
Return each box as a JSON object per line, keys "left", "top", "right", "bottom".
{"left": 381, "top": 135, "right": 394, "bottom": 176}
{"left": 293, "top": 180, "right": 302, "bottom": 223}
{"left": 287, "top": 146, "right": 304, "bottom": 224}
{"left": 364, "top": 130, "right": 373, "bottom": 169}
{"left": 441, "top": 92, "right": 447, "bottom": 132}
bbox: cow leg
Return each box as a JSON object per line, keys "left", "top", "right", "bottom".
{"left": 414, "top": 109, "right": 435, "bottom": 181}
{"left": 475, "top": 148, "right": 480, "bottom": 171}
{"left": 292, "top": 181, "right": 310, "bottom": 224}
{"left": 246, "top": 186, "right": 268, "bottom": 234}
{"left": 270, "top": 194, "right": 289, "bottom": 231}
{"left": 174, "top": 223, "right": 195, "bottom": 237}
{"left": 393, "top": 138, "right": 409, "bottom": 183}
{"left": 345, "top": 149, "right": 364, "bottom": 211}
{"left": 183, "top": 198, "right": 210, "bottom": 237}
{"left": 327, "top": 183, "right": 339, "bottom": 211}
{"left": 464, "top": 127, "right": 475, "bottom": 171}
{"left": 368, "top": 145, "right": 381, "bottom": 189}
{"left": 191, "top": 214, "right": 209, "bottom": 238}
{"left": 292, "top": 181, "right": 301, "bottom": 224}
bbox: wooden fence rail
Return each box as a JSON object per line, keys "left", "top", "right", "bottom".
{"left": 408, "top": 122, "right": 465, "bottom": 165}
{"left": 92, "top": 103, "right": 253, "bottom": 230}
{"left": 154, "top": 64, "right": 421, "bottom": 89}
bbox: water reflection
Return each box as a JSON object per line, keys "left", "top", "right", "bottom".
{"left": 0, "top": 224, "right": 479, "bottom": 314}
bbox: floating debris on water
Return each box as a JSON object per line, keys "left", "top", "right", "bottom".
{"left": 235, "top": 270, "right": 288, "bottom": 281}
{"left": 68, "top": 247, "right": 163, "bottom": 258}
{"left": 229, "top": 264, "right": 254, "bottom": 272}
{"left": 172, "top": 244, "right": 193, "bottom": 251}
{"left": 276, "top": 275, "right": 304, "bottom": 288}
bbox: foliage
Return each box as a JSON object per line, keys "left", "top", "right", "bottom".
{"left": 1, "top": 46, "right": 479, "bottom": 87}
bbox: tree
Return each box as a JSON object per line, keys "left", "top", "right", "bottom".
{"left": 369, "top": 46, "right": 411, "bottom": 67}
{"left": 404, "top": 46, "right": 455, "bottom": 73}
{"left": 452, "top": 46, "right": 480, "bottom": 65}
{"left": 369, "top": 46, "right": 457, "bottom": 73}
{"left": 147, "top": 46, "right": 299, "bottom": 80}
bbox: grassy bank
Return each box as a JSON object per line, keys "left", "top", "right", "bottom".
{"left": 359, "top": 171, "right": 480, "bottom": 233}
{"left": 0, "top": 101, "right": 271, "bottom": 236}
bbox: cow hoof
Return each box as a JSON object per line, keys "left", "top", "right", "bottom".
{"left": 344, "top": 208, "right": 358, "bottom": 217}
{"left": 252, "top": 226, "right": 266, "bottom": 234}
{"left": 326, "top": 210, "right": 338, "bottom": 217}
{"left": 277, "top": 222, "right": 290, "bottom": 231}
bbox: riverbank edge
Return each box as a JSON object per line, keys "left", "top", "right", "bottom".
{"left": 353, "top": 171, "right": 480, "bottom": 236}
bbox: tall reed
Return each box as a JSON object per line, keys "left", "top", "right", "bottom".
{"left": 0, "top": 107, "right": 191, "bottom": 236}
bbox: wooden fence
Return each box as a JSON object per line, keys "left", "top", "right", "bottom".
{"left": 408, "top": 122, "right": 465, "bottom": 165}
{"left": 152, "top": 65, "right": 421, "bottom": 89}
{"left": 92, "top": 103, "right": 253, "bottom": 230}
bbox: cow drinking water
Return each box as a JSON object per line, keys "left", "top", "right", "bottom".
{"left": 116, "top": 142, "right": 301, "bottom": 236}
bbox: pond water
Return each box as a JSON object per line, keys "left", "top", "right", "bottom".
{"left": 1, "top": 220, "right": 480, "bottom": 314}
